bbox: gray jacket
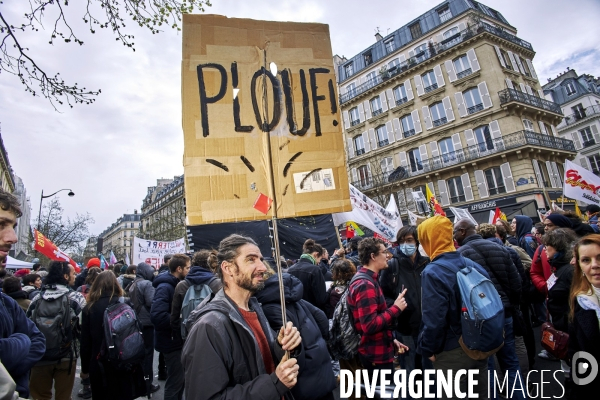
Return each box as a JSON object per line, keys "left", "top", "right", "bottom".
{"left": 182, "top": 290, "right": 296, "bottom": 400}
{"left": 128, "top": 263, "right": 155, "bottom": 327}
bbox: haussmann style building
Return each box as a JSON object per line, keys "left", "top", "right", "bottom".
{"left": 334, "top": 0, "right": 576, "bottom": 222}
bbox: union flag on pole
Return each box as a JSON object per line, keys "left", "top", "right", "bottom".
{"left": 491, "top": 207, "right": 507, "bottom": 224}
{"left": 33, "top": 229, "right": 80, "bottom": 273}
{"left": 425, "top": 185, "right": 446, "bottom": 217}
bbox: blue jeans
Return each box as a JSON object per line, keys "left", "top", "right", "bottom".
{"left": 489, "top": 317, "right": 527, "bottom": 400}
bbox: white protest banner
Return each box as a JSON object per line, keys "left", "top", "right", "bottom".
{"left": 132, "top": 237, "right": 187, "bottom": 269}
{"left": 407, "top": 210, "right": 419, "bottom": 226}
{"left": 564, "top": 159, "right": 600, "bottom": 205}
{"left": 332, "top": 185, "right": 400, "bottom": 241}
{"left": 386, "top": 195, "right": 403, "bottom": 232}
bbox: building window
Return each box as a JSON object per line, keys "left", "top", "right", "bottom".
{"left": 580, "top": 127, "right": 595, "bottom": 147}
{"left": 365, "top": 71, "right": 377, "bottom": 89}
{"left": 357, "top": 165, "right": 371, "bottom": 187}
{"left": 349, "top": 107, "right": 360, "bottom": 126}
{"left": 370, "top": 96, "right": 383, "bottom": 116}
{"left": 381, "top": 157, "right": 394, "bottom": 179}
{"left": 401, "top": 114, "right": 416, "bottom": 138}
{"left": 414, "top": 43, "right": 427, "bottom": 63}
{"left": 572, "top": 103, "right": 586, "bottom": 120}
{"left": 409, "top": 22, "right": 422, "bottom": 40}
{"left": 344, "top": 63, "right": 354, "bottom": 77}
{"left": 422, "top": 70, "right": 438, "bottom": 92}
{"left": 463, "top": 87, "right": 483, "bottom": 114}
{"left": 408, "top": 148, "right": 423, "bottom": 172}
{"left": 385, "top": 39, "right": 395, "bottom": 54}
{"left": 394, "top": 84, "right": 408, "bottom": 105}
{"left": 438, "top": 137, "right": 455, "bottom": 162}
{"left": 512, "top": 80, "right": 520, "bottom": 91}
{"left": 474, "top": 125, "right": 494, "bottom": 151}
{"left": 447, "top": 177, "right": 466, "bottom": 202}
{"left": 438, "top": 7, "right": 452, "bottom": 22}
{"left": 130, "top": 223, "right": 134, "bottom": 228}
{"left": 364, "top": 51, "right": 373, "bottom": 66}
{"left": 565, "top": 82, "right": 576, "bottom": 96}
{"left": 441, "top": 27, "right": 460, "bottom": 48}
{"left": 523, "top": 119, "right": 535, "bottom": 132}
{"left": 346, "top": 83, "right": 356, "bottom": 97}
{"left": 354, "top": 136, "right": 365, "bottom": 155}
{"left": 518, "top": 56, "right": 531, "bottom": 76}
{"left": 589, "top": 154, "right": 600, "bottom": 175}
{"left": 413, "top": 186, "right": 429, "bottom": 214}
{"left": 376, "top": 125, "right": 389, "bottom": 147}
{"left": 388, "top": 58, "right": 400, "bottom": 71}
{"left": 430, "top": 102, "right": 447, "bottom": 127}
{"left": 500, "top": 49, "right": 512, "bottom": 70}
{"left": 485, "top": 167, "right": 506, "bottom": 195}
{"left": 453, "top": 55, "right": 472, "bottom": 79}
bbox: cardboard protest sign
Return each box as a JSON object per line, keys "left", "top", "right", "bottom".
{"left": 132, "top": 237, "right": 187, "bottom": 269}
{"left": 182, "top": 14, "right": 351, "bottom": 225}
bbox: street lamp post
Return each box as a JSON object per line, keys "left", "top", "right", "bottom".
{"left": 37, "top": 189, "right": 75, "bottom": 231}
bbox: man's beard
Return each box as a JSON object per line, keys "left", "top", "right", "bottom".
{"left": 233, "top": 264, "right": 265, "bottom": 293}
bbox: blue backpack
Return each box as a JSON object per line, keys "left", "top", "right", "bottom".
{"left": 443, "top": 257, "right": 505, "bottom": 360}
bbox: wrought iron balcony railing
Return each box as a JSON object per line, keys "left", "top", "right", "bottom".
{"left": 457, "top": 68, "right": 473, "bottom": 79}
{"left": 433, "top": 117, "right": 448, "bottom": 127}
{"left": 559, "top": 105, "right": 600, "bottom": 129}
{"left": 350, "top": 119, "right": 360, "bottom": 126}
{"left": 424, "top": 83, "right": 439, "bottom": 93}
{"left": 356, "top": 148, "right": 366, "bottom": 156}
{"left": 467, "top": 103, "right": 484, "bottom": 115}
{"left": 498, "top": 89, "right": 563, "bottom": 115}
{"left": 396, "top": 97, "right": 408, "bottom": 106}
{"left": 403, "top": 129, "right": 416, "bottom": 138}
{"left": 378, "top": 139, "right": 389, "bottom": 147}
{"left": 372, "top": 108, "right": 383, "bottom": 117}
{"left": 340, "top": 21, "right": 533, "bottom": 105}
{"left": 350, "top": 130, "right": 575, "bottom": 188}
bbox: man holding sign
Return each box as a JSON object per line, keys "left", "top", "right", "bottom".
{"left": 182, "top": 234, "right": 302, "bottom": 399}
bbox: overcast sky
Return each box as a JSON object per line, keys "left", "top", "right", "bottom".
{"left": 1, "top": 0, "right": 599, "bottom": 236}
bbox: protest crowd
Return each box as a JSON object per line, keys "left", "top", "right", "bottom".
{"left": 1, "top": 185, "right": 600, "bottom": 400}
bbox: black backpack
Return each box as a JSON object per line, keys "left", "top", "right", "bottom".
{"left": 31, "top": 292, "right": 75, "bottom": 362}
{"left": 101, "top": 299, "right": 146, "bottom": 370}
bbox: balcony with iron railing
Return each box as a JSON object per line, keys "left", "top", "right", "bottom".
{"left": 372, "top": 108, "right": 383, "bottom": 117}
{"left": 559, "top": 105, "right": 600, "bottom": 129}
{"left": 456, "top": 68, "right": 473, "bottom": 79}
{"left": 350, "top": 119, "right": 361, "bottom": 126}
{"left": 433, "top": 117, "right": 448, "bottom": 127}
{"left": 403, "top": 129, "right": 416, "bottom": 138}
{"left": 467, "top": 103, "right": 484, "bottom": 115}
{"left": 350, "top": 130, "right": 575, "bottom": 189}
{"left": 498, "top": 89, "right": 563, "bottom": 116}
{"left": 340, "top": 21, "right": 533, "bottom": 105}
{"left": 378, "top": 139, "right": 389, "bottom": 147}
{"left": 424, "top": 83, "right": 439, "bottom": 93}
{"left": 395, "top": 97, "right": 408, "bottom": 106}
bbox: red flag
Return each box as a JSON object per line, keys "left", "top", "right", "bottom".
{"left": 34, "top": 229, "right": 80, "bottom": 273}
{"left": 491, "top": 207, "right": 503, "bottom": 224}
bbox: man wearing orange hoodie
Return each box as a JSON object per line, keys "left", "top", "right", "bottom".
{"left": 417, "top": 216, "right": 490, "bottom": 399}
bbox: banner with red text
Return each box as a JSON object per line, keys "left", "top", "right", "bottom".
{"left": 33, "top": 230, "right": 80, "bottom": 273}
{"left": 564, "top": 159, "right": 600, "bottom": 205}
{"left": 132, "top": 237, "right": 187, "bottom": 269}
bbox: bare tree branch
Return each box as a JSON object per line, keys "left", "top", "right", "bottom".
{"left": 0, "top": 0, "right": 211, "bottom": 109}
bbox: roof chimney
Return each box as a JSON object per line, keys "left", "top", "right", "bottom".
{"left": 375, "top": 32, "right": 383, "bottom": 41}
{"left": 134, "top": 209, "right": 138, "bottom": 214}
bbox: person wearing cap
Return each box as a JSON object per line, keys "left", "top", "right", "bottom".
{"left": 418, "top": 216, "right": 490, "bottom": 398}
{"left": 74, "top": 258, "right": 100, "bottom": 290}
{"left": 585, "top": 204, "right": 600, "bottom": 232}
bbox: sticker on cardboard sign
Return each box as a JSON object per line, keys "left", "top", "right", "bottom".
{"left": 293, "top": 169, "right": 335, "bottom": 194}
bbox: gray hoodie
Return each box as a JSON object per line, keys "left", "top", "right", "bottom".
{"left": 128, "top": 263, "right": 155, "bottom": 327}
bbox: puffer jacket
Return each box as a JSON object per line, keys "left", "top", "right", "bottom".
{"left": 170, "top": 266, "right": 221, "bottom": 338}
{"left": 379, "top": 249, "right": 429, "bottom": 337}
{"left": 128, "top": 263, "right": 155, "bottom": 327}
{"left": 182, "top": 290, "right": 297, "bottom": 400}
{"left": 287, "top": 258, "right": 328, "bottom": 311}
{"left": 255, "top": 273, "right": 335, "bottom": 400}
{"left": 150, "top": 272, "right": 182, "bottom": 353}
{"left": 0, "top": 293, "right": 46, "bottom": 398}
{"left": 458, "top": 234, "right": 522, "bottom": 309}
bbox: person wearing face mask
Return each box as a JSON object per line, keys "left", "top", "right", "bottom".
{"left": 379, "top": 226, "right": 430, "bottom": 374}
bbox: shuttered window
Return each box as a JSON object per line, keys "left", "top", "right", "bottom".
{"left": 463, "top": 87, "right": 483, "bottom": 115}
{"left": 453, "top": 55, "right": 472, "bottom": 79}
{"left": 393, "top": 84, "right": 408, "bottom": 106}
{"left": 474, "top": 125, "right": 494, "bottom": 152}
{"left": 401, "top": 114, "right": 416, "bottom": 138}
{"left": 354, "top": 136, "right": 365, "bottom": 156}
{"left": 376, "top": 125, "right": 389, "bottom": 147}
{"left": 485, "top": 167, "right": 506, "bottom": 195}
{"left": 408, "top": 148, "right": 423, "bottom": 173}
{"left": 447, "top": 177, "right": 466, "bottom": 203}
{"left": 430, "top": 102, "right": 447, "bottom": 127}
{"left": 349, "top": 107, "right": 360, "bottom": 126}
{"left": 589, "top": 155, "right": 600, "bottom": 175}
{"left": 421, "top": 70, "right": 438, "bottom": 93}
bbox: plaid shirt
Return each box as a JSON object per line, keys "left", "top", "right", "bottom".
{"left": 347, "top": 267, "right": 401, "bottom": 364}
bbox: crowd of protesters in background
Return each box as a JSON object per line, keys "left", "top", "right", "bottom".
{"left": 2, "top": 185, "right": 600, "bottom": 400}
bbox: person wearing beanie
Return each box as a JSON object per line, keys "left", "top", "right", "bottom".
{"left": 544, "top": 214, "right": 573, "bottom": 230}
{"left": 585, "top": 204, "right": 600, "bottom": 232}
{"left": 74, "top": 258, "right": 101, "bottom": 290}
{"left": 2, "top": 276, "right": 31, "bottom": 312}
{"left": 562, "top": 211, "right": 595, "bottom": 237}
{"left": 13, "top": 269, "right": 30, "bottom": 280}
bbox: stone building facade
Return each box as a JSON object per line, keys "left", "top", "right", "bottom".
{"left": 335, "top": 0, "right": 575, "bottom": 222}
{"left": 139, "top": 175, "right": 186, "bottom": 242}
{"left": 98, "top": 212, "right": 141, "bottom": 262}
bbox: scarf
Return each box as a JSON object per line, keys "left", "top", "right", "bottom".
{"left": 299, "top": 254, "right": 316, "bottom": 264}
{"left": 577, "top": 288, "right": 600, "bottom": 329}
